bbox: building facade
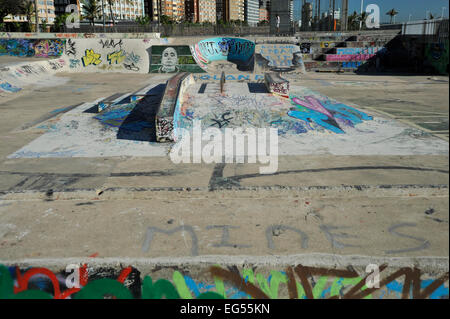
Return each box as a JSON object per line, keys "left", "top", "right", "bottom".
{"left": 4, "top": 0, "right": 56, "bottom": 25}
{"left": 79, "top": 0, "right": 145, "bottom": 21}
{"left": 160, "top": 0, "right": 185, "bottom": 21}
{"left": 244, "top": 0, "right": 259, "bottom": 26}
{"left": 259, "top": 7, "right": 269, "bottom": 22}
{"left": 228, "top": 0, "right": 245, "bottom": 21}
{"left": 105, "top": 0, "right": 145, "bottom": 21}
{"left": 198, "top": 0, "right": 216, "bottom": 23}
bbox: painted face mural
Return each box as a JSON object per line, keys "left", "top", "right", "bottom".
{"left": 160, "top": 47, "right": 179, "bottom": 73}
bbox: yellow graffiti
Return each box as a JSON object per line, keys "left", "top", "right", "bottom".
{"left": 82, "top": 49, "right": 102, "bottom": 66}
{"left": 107, "top": 50, "right": 126, "bottom": 64}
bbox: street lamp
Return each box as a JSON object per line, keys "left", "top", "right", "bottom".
{"left": 102, "top": 0, "right": 106, "bottom": 32}
{"left": 34, "top": 0, "right": 39, "bottom": 33}
{"left": 359, "top": 0, "right": 364, "bottom": 30}
{"left": 442, "top": 7, "right": 447, "bottom": 18}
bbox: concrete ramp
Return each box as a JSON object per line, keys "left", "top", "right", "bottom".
{"left": 156, "top": 72, "right": 195, "bottom": 142}
{"left": 190, "top": 37, "right": 255, "bottom": 73}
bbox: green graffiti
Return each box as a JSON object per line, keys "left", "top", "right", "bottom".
{"left": 142, "top": 276, "right": 180, "bottom": 299}
{"left": 74, "top": 279, "right": 133, "bottom": 299}
{"left": 213, "top": 276, "right": 227, "bottom": 299}
{"left": 197, "top": 292, "right": 225, "bottom": 299}
{"left": 312, "top": 276, "right": 329, "bottom": 299}
{"left": 172, "top": 271, "right": 193, "bottom": 299}
{"left": 256, "top": 271, "right": 288, "bottom": 299}
{"left": 0, "top": 265, "right": 52, "bottom": 299}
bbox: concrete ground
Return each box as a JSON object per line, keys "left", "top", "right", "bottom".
{"left": 0, "top": 69, "right": 448, "bottom": 298}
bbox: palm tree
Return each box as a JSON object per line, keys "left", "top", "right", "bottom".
{"left": 106, "top": 0, "right": 116, "bottom": 25}
{"left": 81, "top": 0, "right": 101, "bottom": 26}
{"left": 359, "top": 11, "right": 368, "bottom": 30}
{"left": 348, "top": 11, "right": 359, "bottom": 30}
{"left": 19, "top": 0, "right": 34, "bottom": 32}
{"left": 386, "top": 8, "right": 398, "bottom": 24}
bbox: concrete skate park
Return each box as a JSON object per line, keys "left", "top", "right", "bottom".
{"left": 0, "top": 30, "right": 448, "bottom": 299}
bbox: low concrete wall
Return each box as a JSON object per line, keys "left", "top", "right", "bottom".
{"left": 156, "top": 72, "right": 195, "bottom": 142}
{"left": 0, "top": 255, "right": 448, "bottom": 299}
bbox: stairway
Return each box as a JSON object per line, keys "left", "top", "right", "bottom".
{"left": 298, "top": 31, "right": 400, "bottom": 73}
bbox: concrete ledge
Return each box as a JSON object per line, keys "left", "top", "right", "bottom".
{"left": 155, "top": 72, "right": 195, "bottom": 142}
{"left": 264, "top": 72, "right": 290, "bottom": 97}
{"left": 0, "top": 254, "right": 447, "bottom": 299}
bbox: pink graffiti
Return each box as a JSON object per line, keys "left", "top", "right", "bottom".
{"left": 291, "top": 96, "right": 334, "bottom": 118}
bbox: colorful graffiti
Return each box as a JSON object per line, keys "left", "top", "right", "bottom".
{"left": 288, "top": 95, "right": 372, "bottom": 134}
{"left": 0, "top": 264, "right": 447, "bottom": 299}
{"left": 81, "top": 49, "right": 102, "bottom": 67}
{"left": 0, "top": 82, "right": 22, "bottom": 93}
{"left": 0, "top": 39, "right": 65, "bottom": 57}
{"left": 0, "top": 39, "right": 34, "bottom": 57}
{"left": 107, "top": 50, "right": 126, "bottom": 65}
{"left": 191, "top": 38, "right": 255, "bottom": 71}
{"left": 326, "top": 54, "right": 375, "bottom": 62}
{"left": 33, "top": 39, "right": 64, "bottom": 57}
{"left": 258, "top": 44, "right": 300, "bottom": 67}
{"left": 149, "top": 45, "right": 205, "bottom": 73}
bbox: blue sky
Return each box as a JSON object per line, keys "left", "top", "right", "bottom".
{"left": 293, "top": 0, "right": 449, "bottom": 23}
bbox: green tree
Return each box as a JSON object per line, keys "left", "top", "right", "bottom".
{"left": 160, "top": 15, "right": 173, "bottom": 25}
{"left": 81, "top": 0, "right": 101, "bottom": 26}
{"left": 136, "top": 15, "right": 150, "bottom": 26}
{"left": 19, "top": 0, "right": 34, "bottom": 32}
{"left": 53, "top": 13, "right": 71, "bottom": 32}
{"left": 348, "top": 11, "right": 359, "bottom": 30}
{"left": 386, "top": 8, "right": 398, "bottom": 24}
{"left": 0, "top": 0, "right": 27, "bottom": 24}
{"left": 359, "top": 11, "right": 368, "bottom": 29}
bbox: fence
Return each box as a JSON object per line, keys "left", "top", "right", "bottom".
{"left": 58, "top": 24, "right": 271, "bottom": 37}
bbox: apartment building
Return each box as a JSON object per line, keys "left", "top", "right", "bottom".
{"left": 198, "top": 0, "right": 216, "bottom": 23}
{"left": 4, "top": 0, "right": 56, "bottom": 25}
{"left": 244, "top": 0, "right": 259, "bottom": 26}
{"left": 160, "top": 0, "right": 186, "bottom": 22}
{"left": 79, "top": 0, "right": 145, "bottom": 21}
{"left": 259, "top": 6, "right": 269, "bottom": 22}
{"left": 220, "top": 0, "right": 244, "bottom": 22}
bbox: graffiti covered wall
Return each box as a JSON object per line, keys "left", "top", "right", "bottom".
{"left": 0, "top": 263, "right": 448, "bottom": 299}
{"left": 0, "top": 39, "right": 64, "bottom": 58}
{"left": 149, "top": 45, "right": 205, "bottom": 73}
{"left": 190, "top": 37, "right": 255, "bottom": 72}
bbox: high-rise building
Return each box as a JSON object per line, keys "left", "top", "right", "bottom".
{"left": 185, "top": 0, "right": 215, "bottom": 23}
{"left": 292, "top": 0, "right": 301, "bottom": 22}
{"left": 160, "top": 0, "right": 186, "bottom": 21}
{"left": 301, "top": 1, "right": 312, "bottom": 30}
{"left": 143, "top": 0, "right": 157, "bottom": 19}
{"left": 80, "top": 0, "right": 145, "bottom": 21}
{"left": 217, "top": 0, "right": 244, "bottom": 22}
{"left": 198, "top": 0, "right": 216, "bottom": 23}
{"left": 259, "top": 6, "right": 269, "bottom": 23}
{"left": 244, "top": 0, "right": 259, "bottom": 26}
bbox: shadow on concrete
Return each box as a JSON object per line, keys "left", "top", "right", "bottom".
{"left": 247, "top": 83, "right": 269, "bottom": 93}
{"left": 355, "top": 34, "right": 449, "bottom": 76}
{"left": 116, "top": 84, "right": 165, "bottom": 142}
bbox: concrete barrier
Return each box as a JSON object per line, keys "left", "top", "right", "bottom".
{"left": 264, "top": 72, "right": 289, "bottom": 98}
{"left": 156, "top": 72, "right": 195, "bottom": 142}
{"left": 0, "top": 255, "right": 447, "bottom": 299}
